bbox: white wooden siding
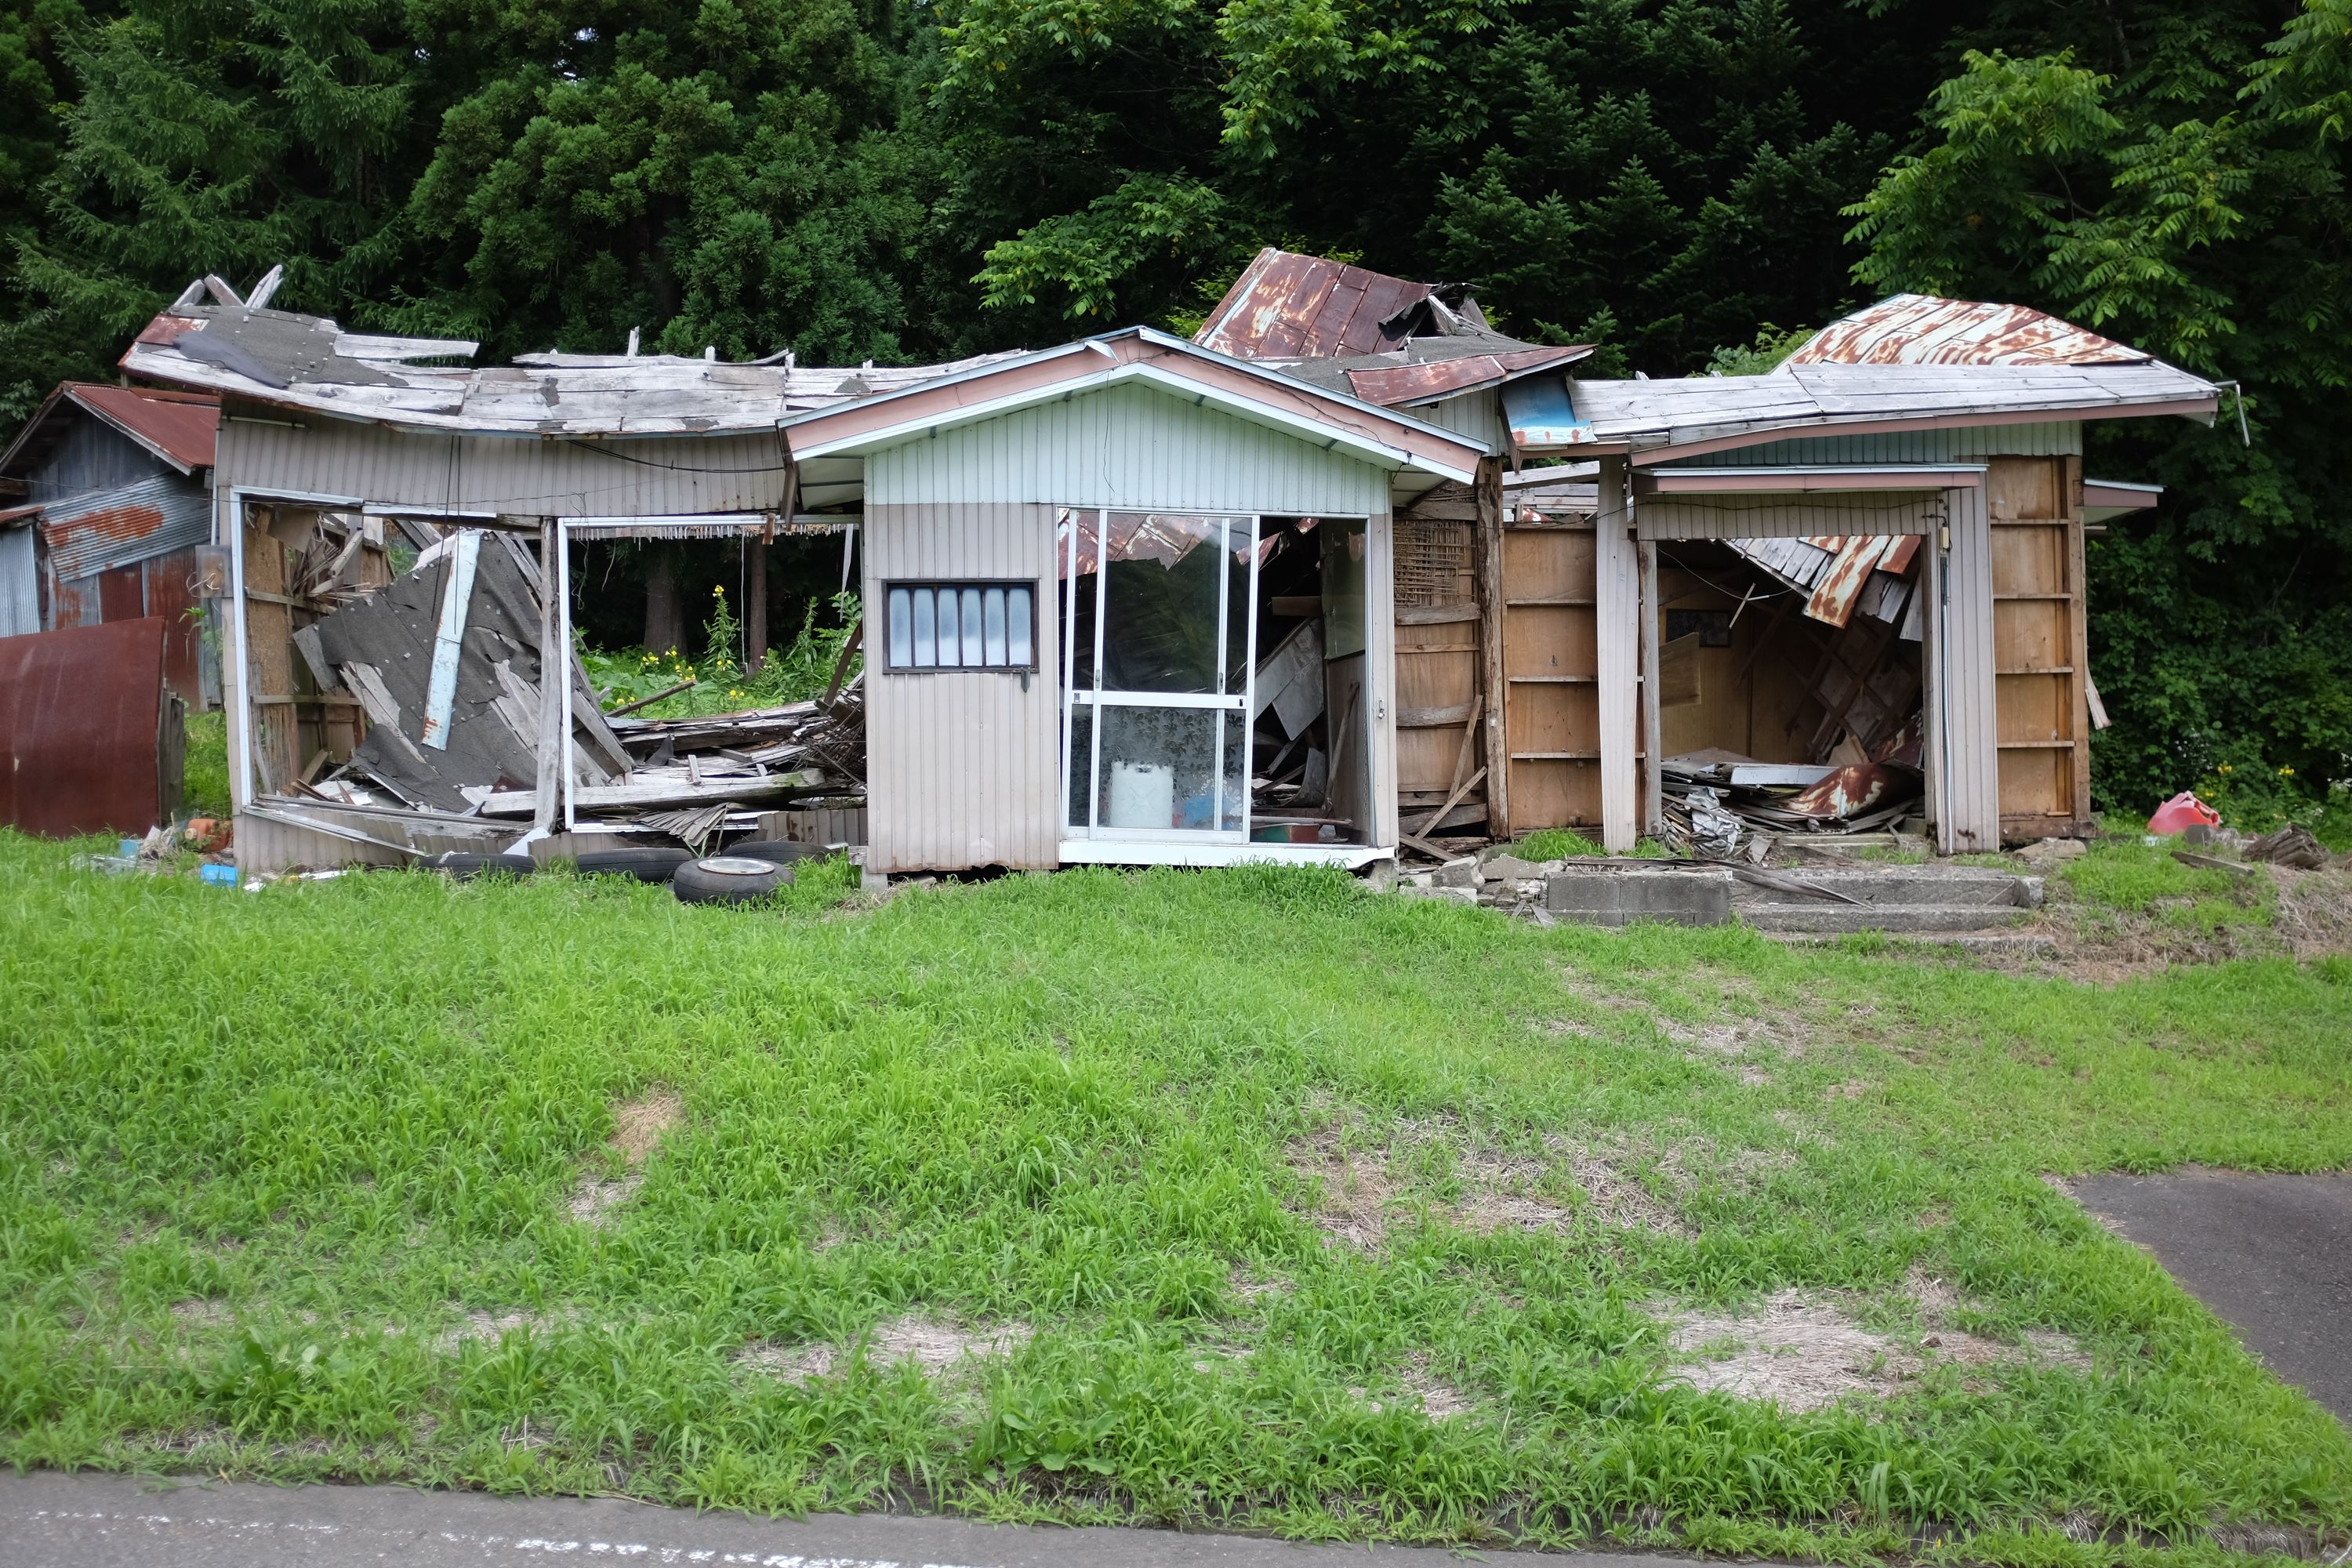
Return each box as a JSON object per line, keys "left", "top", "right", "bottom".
{"left": 1593, "top": 456, "right": 1641, "bottom": 851}
{"left": 1416, "top": 390, "right": 1508, "bottom": 450}
{"left": 214, "top": 418, "right": 792, "bottom": 517}
{"left": 865, "top": 379, "right": 1389, "bottom": 515}
{"left": 862, "top": 502, "right": 1061, "bottom": 872}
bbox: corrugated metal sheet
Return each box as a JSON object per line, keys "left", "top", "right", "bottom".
{"left": 1195, "top": 249, "right": 1433, "bottom": 360}
{"left": 67, "top": 384, "right": 217, "bottom": 470}
{"left": 1933, "top": 481, "right": 2002, "bottom": 853}
{"left": 1671, "top": 425, "right": 2084, "bottom": 466}
{"left": 1345, "top": 347, "right": 1586, "bottom": 406}
{"left": 1788, "top": 294, "right": 2151, "bottom": 367}
{"left": 1633, "top": 494, "right": 1935, "bottom": 541}
{"left": 862, "top": 379, "right": 1388, "bottom": 516}
{"left": 214, "top": 418, "right": 792, "bottom": 517}
{"left": 0, "top": 524, "right": 35, "bottom": 637}
{"left": 0, "top": 616, "right": 172, "bottom": 836}
{"left": 862, "top": 502, "right": 1061, "bottom": 872}
{"left": 1414, "top": 390, "right": 1510, "bottom": 449}
{"left": 42, "top": 473, "right": 211, "bottom": 579}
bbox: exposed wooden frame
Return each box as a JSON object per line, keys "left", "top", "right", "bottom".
{"left": 1593, "top": 456, "right": 1639, "bottom": 852}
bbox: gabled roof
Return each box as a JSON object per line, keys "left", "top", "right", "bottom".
{"left": 779, "top": 326, "right": 1490, "bottom": 485}
{"left": 0, "top": 382, "right": 219, "bottom": 479}
{"left": 1195, "top": 248, "right": 1457, "bottom": 359}
{"left": 117, "top": 278, "right": 1024, "bottom": 437}
{"left": 1787, "top": 293, "right": 2151, "bottom": 367}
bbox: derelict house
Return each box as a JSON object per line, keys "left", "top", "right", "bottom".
{"left": 89, "top": 252, "right": 2215, "bottom": 873}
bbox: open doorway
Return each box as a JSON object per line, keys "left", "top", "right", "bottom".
{"left": 1651, "top": 532, "right": 1928, "bottom": 849}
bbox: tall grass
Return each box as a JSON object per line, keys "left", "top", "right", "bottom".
{"left": 0, "top": 834, "right": 2346, "bottom": 1555}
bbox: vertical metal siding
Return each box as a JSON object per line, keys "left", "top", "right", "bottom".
{"left": 1365, "top": 497, "right": 1399, "bottom": 849}
{"left": 1417, "top": 390, "right": 1508, "bottom": 451}
{"left": 1633, "top": 495, "right": 1936, "bottom": 540}
{"left": 862, "top": 502, "right": 1060, "bottom": 872}
{"left": 1593, "top": 456, "right": 1640, "bottom": 851}
{"left": 213, "top": 419, "right": 792, "bottom": 517}
{"left": 0, "top": 527, "right": 36, "bottom": 637}
{"left": 866, "top": 379, "right": 1388, "bottom": 515}
{"left": 1937, "top": 481, "right": 2002, "bottom": 851}
{"left": 1673, "top": 423, "right": 2083, "bottom": 466}
{"left": 26, "top": 416, "right": 164, "bottom": 501}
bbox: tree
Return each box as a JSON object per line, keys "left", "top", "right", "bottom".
{"left": 1845, "top": 0, "right": 2352, "bottom": 816}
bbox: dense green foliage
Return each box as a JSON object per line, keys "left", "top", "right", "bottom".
{"left": 4, "top": 836, "right": 2350, "bottom": 1547}
{"left": 0, "top": 0, "right": 2343, "bottom": 816}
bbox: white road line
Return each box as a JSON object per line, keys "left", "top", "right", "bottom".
{"left": 9, "top": 1508, "right": 989, "bottom": 1567}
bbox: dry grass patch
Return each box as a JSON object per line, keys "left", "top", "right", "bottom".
{"left": 1403, "top": 1354, "right": 1474, "bottom": 1421}
{"left": 866, "top": 1314, "right": 1031, "bottom": 1373}
{"left": 566, "top": 1088, "right": 683, "bottom": 1225}
{"left": 1287, "top": 1128, "right": 1396, "bottom": 1250}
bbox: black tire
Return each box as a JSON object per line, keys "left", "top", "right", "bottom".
{"left": 575, "top": 847, "right": 693, "bottom": 884}
{"left": 672, "top": 855, "right": 793, "bottom": 905}
{"left": 722, "top": 838, "right": 833, "bottom": 866}
{"left": 427, "top": 851, "right": 538, "bottom": 880}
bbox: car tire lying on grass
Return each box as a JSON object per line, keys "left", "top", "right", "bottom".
{"left": 720, "top": 839, "right": 831, "bottom": 866}
{"left": 574, "top": 847, "right": 693, "bottom": 884}
{"left": 672, "top": 855, "right": 793, "bottom": 905}
{"left": 426, "top": 851, "right": 538, "bottom": 880}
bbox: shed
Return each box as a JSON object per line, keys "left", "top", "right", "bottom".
{"left": 0, "top": 382, "right": 222, "bottom": 706}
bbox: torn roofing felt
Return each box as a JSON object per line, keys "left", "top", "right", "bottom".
{"left": 296, "top": 533, "right": 630, "bottom": 811}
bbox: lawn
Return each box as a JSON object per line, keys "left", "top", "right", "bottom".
{"left": 2, "top": 831, "right": 2348, "bottom": 1564}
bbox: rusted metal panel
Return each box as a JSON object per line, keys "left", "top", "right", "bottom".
{"left": 1804, "top": 535, "right": 1887, "bottom": 626}
{"left": 1195, "top": 249, "right": 1434, "bottom": 360}
{"left": 1345, "top": 346, "right": 1588, "bottom": 407}
{"left": 41, "top": 473, "right": 211, "bottom": 580}
{"left": 67, "top": 385, "right": 217, "bottom": 470}
{"left": 1784, "top": 760, "right": 1907, "bottom": 818}
{"left": 1788, "top": 294, "right": 2151, "bottom": 367}
{"left": 141, "top": 544, "right": 211, "bottom": 705}
{"left": 0, "top": 617, "right": 176, "bottom": 837}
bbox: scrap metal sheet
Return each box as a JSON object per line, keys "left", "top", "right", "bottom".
{"left": 0, "top": 617, "right": 171, "bottom": 837}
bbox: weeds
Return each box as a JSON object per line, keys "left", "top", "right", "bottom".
{"left": 0, "top": 834, "right": 2347, "bottom": 1556}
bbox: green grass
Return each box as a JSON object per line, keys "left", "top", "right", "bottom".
{"left": 2058, "top": 835, "right": 2278, "bottom": 933}
{"left": 2, "top": 831, "right": 2348, "bottom": 1560}
{"left": 180, "top": 709, "right": 230, "bottom": 820}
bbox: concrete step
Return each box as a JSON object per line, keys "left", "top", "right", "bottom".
{"left": 1766, "top": 929, "right": 2056, "bottom": 956}
{"left": 1732, "top": 865, "right": 2039, "bottom": 909}
{"left": 1740, "top": 901, "right": 2029, "bottom": 934}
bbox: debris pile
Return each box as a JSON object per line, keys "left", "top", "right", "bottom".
{"left": 1661, "top": 751, "right": 1923, "bottom": 858}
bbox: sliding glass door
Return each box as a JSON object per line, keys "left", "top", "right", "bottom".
{"left": 1059, "top": 510, "right": 1258, "bottom": 842}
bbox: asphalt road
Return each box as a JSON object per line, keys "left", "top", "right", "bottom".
{"left": 0, "top": 1469, "right": 1617, "bottom": 1568}
{"left": 2071, "top": 1169, "right": 2352, "bottom": 1423}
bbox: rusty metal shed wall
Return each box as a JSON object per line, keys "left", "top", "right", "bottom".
{"left": 861, "top": 501, "right": 1061, "bottom": 873}
{"left": 0, "top": 616, "right": 171, "bottom": 837}
{"left": 0, "top": 524, "right": 34, "bottom": 637}
{"left": 42, "top": 472, "right": 212, "bottom": 580}
{"left": 213, "top": 414, "right": 793, "bottom": 517}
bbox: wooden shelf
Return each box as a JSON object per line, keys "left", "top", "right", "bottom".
{"left": 1996, "top": 739, "right": 2078, "bottom": 749}
{"left": 1507, "top": 673, "right": 1597, "bottom": 684}
{"left": 1994, "top": 593, "right": 2078, "bottom": 602}
{"left": 1506, "top": 597, "right": 1595, "bottom": 607}
{"left": 1510, "top": 750, "right": 1601, "bottom": 761}
{"left": 1997, "top": 666, "right": 2074, "bottom": 675}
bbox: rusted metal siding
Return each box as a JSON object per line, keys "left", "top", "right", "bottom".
{"left": 1789, "top": 295, "right": 2150, "bottom": 367}
{"left": 213, "top": 415, "right": 793, "bottom": 517}
{"left": 1195, "top": 249, "right": 1432, "bottom": 359}
{"left": 862, "top": 502, "right": 1061, "bottom": 872}
{"left": 0, "top": 525, "right": 34, "bottom": 637}
{"left": 0, "top": 617, "right": 174, "bottom": 836}
{"left": 862, "top": 379, "right": 1389, "bottom": 517}
{"left": 41, "top": 472, "right": 212, "bottom": 580}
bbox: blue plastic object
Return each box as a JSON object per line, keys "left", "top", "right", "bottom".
{"left": 198, "top": 863, "right": 240, "bottom": 888}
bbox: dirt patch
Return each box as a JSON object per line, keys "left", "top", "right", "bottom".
{"left": 1403, "top": 1355, "right": 1474, "bottom": 1420}
{"left": 735, "top": 1339, "right": 837, "bottom": 1383}
{"left": 865, "top": 1314, "right": 1031, "bottom": 1374}
{"left": 1973, "top": 862, "right": 2352, "bottom": 984}
{"left": 434, "top": 1308, "right": 581, "bottom": 1352}
{"left": 1288, "top": 1129, "right": 1398, "bottom": 1249}
{"left": 1228, "top": 1264, "right": 1289, "bottom": 1304}
{"left": 169, "top": 1299, "right": 234, "bottom": 1327}
{"left": 565, "top": 1089, "right": 684, "bottom": 1225}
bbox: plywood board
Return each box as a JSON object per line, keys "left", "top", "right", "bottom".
{"left": 1510, "top": 758, "right": 1601, "bottom": 829}
{"left": 1987, "top": 456, "right": 2062, "bottom": 521}
{"left": 1504, "top": 604, "right": 1598, "bottom": 679}
{"left": 1506, "top": 681, "right": 1599, "bottom": 756}
{"left": 1997, "top": 747, "right": 2069, "bottom": 818}
{"left": 1501, "top": 527, "right": 1594, "bottom": 602}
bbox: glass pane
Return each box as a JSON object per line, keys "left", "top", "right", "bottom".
{"left": 1060, "top": 513, "right": 1102, "bottom": 691}
{"left": 1065, "top": 702, "right": 1095, "bottom": 830}
{"left": 1223, "top": 517, "right": 1255, "bottom": 695}
{"left": 982, "top": 588, "right": 1007, "bottom": 666}
{"left": 1100, "top": 513, "right": 1231, "bottom": 694}
{"left": 1007, "top": 586, "right": 1033, "bottom": 667}
{"left": 887, "top": 587, "right": 912, "bottom": 669}
{"left": 935, "top": 587, "right": 958, "bottom": 667}
{"left": 1096, "top": 705, "right": 1232, "bottom": 832}
{"left": 960, "top": 587, "right": 985, "bottom": 666}
{"left": 910, "top": 587, "right": 936, "bottom": 666}
{"left": 1322, "top": 521, "right": 1367, "bottom": 659}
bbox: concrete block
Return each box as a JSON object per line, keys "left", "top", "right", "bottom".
{"left": 1428, "top": 886, "right": 1478, "bottom": 905}
{"left": 1545, "top": 866, "right": 1731, "bottom": 927}
{"left": 1483, "top": 855, "right": 1547, "bottom": 881}
{"left": 1433, "top": 857, "right": 1479, "bottom": 889}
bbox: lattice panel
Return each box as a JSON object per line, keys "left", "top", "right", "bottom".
{"left": 1395, "top": 518, "right": 1471, "bottom": 608}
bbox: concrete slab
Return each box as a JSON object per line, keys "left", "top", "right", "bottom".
{"left": 0, "top": 1469, "right": 1652, "bottom": 1568}
{"left": 2069, "top": 1170, "right": 2352, "bottom": 1425}
{"left": 1546, "top": 866, "right": 1730, "bottom": 926}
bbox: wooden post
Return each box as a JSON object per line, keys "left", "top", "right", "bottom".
{"left": 746, "top": 534, "right": 769, "bottom": 673}
{"left": 1471, "top": 456, "right": 1510, "bottom": 837}
{"left": 532, "top": 517, "right": 563, "bottom": 836}
{"left": 1638, "top": 537, "right": 1662, "bottom": 837}
{"left": 1594, "top": 455, "right": 1639, "bottom": 853}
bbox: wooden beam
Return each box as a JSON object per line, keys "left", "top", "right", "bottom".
{"left": 1472, "top": 455, "right": 1510, "bottom": 837}
{"left": 1594, "top": 455, "right": 1639, "bottom": 852}
{"left": 533, "top": 518, "right": 562, "bottom": 834}
{"left": 1638, "top": 538, "right": 1663, "bottom": 837}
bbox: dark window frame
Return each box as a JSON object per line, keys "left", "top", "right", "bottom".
{"left": 882, "top": 578, "right": 1043, "bottom": 673}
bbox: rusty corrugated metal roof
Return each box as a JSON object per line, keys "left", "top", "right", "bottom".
{"left": 1194, "top": 249, "right": 1435, "bottom": 359}
{"left": 1345, "top": 345, "right": 1591, "bottom": 406}
{"left": 1788, "top": 294, "right": 2152, "bottom": 367}
{"left": 68, "top": 384, "right": 218, "bottom": 470}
